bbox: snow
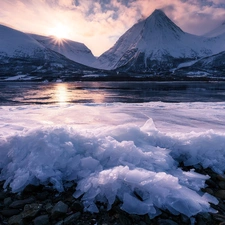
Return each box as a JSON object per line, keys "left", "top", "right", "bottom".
{"left": 93, "top": 9, "right": 216, "bottom": 70}
{"left": 0, "top": 25, "right": 45, "bottom": 58}
{"left": 0, "top": 102, "right": 225, "bottom": 218}
{"left": 30, "top": 34, "right": 97, "bottom": 66}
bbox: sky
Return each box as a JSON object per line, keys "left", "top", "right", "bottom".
{"left": 1, "top": 0, "right": 225, "bottom": 56}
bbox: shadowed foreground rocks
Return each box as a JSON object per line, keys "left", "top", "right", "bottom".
{"left": 0, "top": 167, "right": 225, "bottom": 225}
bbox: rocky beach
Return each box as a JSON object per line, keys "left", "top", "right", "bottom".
{"left": 1, "top": 166, "right": 225, "bottom": 225}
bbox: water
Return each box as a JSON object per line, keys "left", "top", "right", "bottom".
{"left": 1, "top": 81, "right": 225, "bottom": 105}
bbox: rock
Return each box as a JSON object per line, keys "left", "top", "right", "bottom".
{"left": 36, "top": 191, "right": 49, "bottom": 201}
{"left": 54, "top": 221, "right": 64, "bottom": 225}
{"left": 8, "top": 214, "right": 24, "bottom": 225}
{"left": 0, "top": 191, "right": 7, "bottom": 200}
{"left": 51, "top": 201, "right": 68, "bottom": 219}
{"left": 22, "top": 203, "right": 42, "bottom": 219}
{"left": 71, "top": 200, "right": 84, "bottom": 212}
{"left": 215, "top": 190, "right": 225, "bottom": 199}
{"left": 119, "top": 214, "right": 132, "bottom": 225}
{"left": 45, "top": 202, "right": 53, "bottom": 213}
{"left": 64, "top": 212, "right": 81, "bottom": 224}
{"left": 203, "top": 187, "right": 214, "bottom": 195}
{"left": 1, "top": 209, "right": 21, "bottom": 217}
{"left": 9, "top": 197, "right": 35, "bottom": 209}
{"left": 4, "top": 197, "right": 13, "bottom": 206}
{"left": 33, "top": 215, "right": 49, "bottom": 225}
{"left": 217, "top": 174, "right": 225, "bottom": 181}
{"left": 22, "top": 184, "right": 43, "bottom": 194}
{"left": 219, "top": 181, "right": 225, "bottom": 189}
{"left": 205, "top": 179, "right": 217, "bottom": 188}
{"left": 157, "top": 219, "right": 178, "bottom": 225}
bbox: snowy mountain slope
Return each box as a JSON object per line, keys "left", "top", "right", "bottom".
{"left": 93, "top": 10, "right": 215, "bottom": 71}
{"left": 30, "top": 34, "right": 97, "bottom": 66}
{"left": 189, "top": 51, "right": 225, "bottom": 70}
{"left": 0, "top": 24, "right": 47, "bottom": 59}
{"left": 0, "top": 24, "right": 98, "bottom": 80}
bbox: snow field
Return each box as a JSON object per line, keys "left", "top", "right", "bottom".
{"left": 0, "top": 103, "right": 225, "bottom": 218}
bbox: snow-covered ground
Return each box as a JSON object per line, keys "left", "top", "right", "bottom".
{"left": 1, "top": 102, "right": 225, "bottom": 218}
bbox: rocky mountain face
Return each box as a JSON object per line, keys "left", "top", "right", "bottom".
{"left": 93, "top": 9, "right": 217, "bottom": 72}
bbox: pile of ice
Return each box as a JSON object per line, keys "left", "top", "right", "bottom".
{"left": 1, "top": 118, "right": 224, "bottom": 218}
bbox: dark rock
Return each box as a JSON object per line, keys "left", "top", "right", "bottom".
{"left": 22, "top": 203, "right": 42, "bottom": 219}
{"left": 33, "top": 215, "right": 49, "bottom": 225}
{"left": 22, "top": 184, "right": 43, "bottom": 194}
{"left": 71, "top": 200, "right": 84, "bottom": 212}
{"left": 215, "top": 190, "right": 225, "bottom": 199}
{"left": 157, "top": 219, "right": 178, "bottom": 225}
{"left": 36, "top": 191, "right": 49, "bottom": 201}
{"left": 8, "top": 214, "right": 24, "bottom": 225}
{"left": 217, "top": 174, "right": 225, "bottom": 182}
{"left": 219, "top": 181, "right": 225, "bottom": 189}
{"left": 64, "top": 212, "right": 81, "bottom": 224}
{"left": 203, "top": 187, "right": 214, "bottom": 195}
{"left": 205, "top": 179, "right": 217, "bottom": 188}
{"left": 1, "top": 209, "right": 21, "bottom": 217}
{"left": 45, "top": 202, "right": 53, "bottom": 213}
{"left": 9, "top": 197, "right": 35, "bottom": 209}
{"left": 54, "top": 221, "right": 64, "bottom": 225}
{"left": 0, "top": 191, "right": 7, "bottom": 200}
{"left": 4, "top": 197, "right": 13, "bottom": 206}
{"left": 51, "top": 201, "right": 68, "bottom": 219}
{"left": 119, "top": 214, "right": 132, "bottom": 225}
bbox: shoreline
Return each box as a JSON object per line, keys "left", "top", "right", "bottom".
{"left": 1, "top": 166, "right": 225, "bottom": 225}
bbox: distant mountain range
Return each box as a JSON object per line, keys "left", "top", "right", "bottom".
{"left": 0, "top": 24, "right": 97, "bottom": 81}
{"left": 1, "top": 9, "right": 225, "bottom": 81}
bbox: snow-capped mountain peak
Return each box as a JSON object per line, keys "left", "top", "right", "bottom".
{"left": 143, "top": 9, "right": 184, "bottom": 36}
{"left": 93, "top": 9, "right": 213, "bottom": 71}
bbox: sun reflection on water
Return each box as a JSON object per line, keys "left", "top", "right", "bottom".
{"left": 54, "top": 82, "right": 106, "bottom": 104}
{"left": 54, "top": 83, "right": 69, "bottom": 104}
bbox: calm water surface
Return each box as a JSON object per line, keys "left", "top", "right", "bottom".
{"left": 1, "top": 81, "right": 225, "bottom": 105}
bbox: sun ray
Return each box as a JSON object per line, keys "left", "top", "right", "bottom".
{"left": 49, "top": 23, "right": 70, "bottom": 40}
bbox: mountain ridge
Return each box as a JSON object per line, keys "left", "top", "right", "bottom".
{"left": 92, "top": 9, "right": 216, "bottom": 72}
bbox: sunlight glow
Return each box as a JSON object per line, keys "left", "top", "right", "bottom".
{"left": 49, "top": 23, "right": 70, "bottom": 40}
{"left": 55, "top": 83, "right": 69, "bottom": 104}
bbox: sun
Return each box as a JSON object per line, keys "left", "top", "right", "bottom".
{"left": 49, "top": 23, "right": 70, "bottom": 40}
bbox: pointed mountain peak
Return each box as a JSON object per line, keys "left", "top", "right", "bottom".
{"left": 151, "top": 9, "right": 166, "bottom": 17}
{"left": 141, "top": 8, "right": 183, "bottom": 35}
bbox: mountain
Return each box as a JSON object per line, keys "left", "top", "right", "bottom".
{"left": 185, "top": 51, "right": 225, "bottom": 72}
{"left": 204, "top": 21, "right": 225, "bottom": 37}
{"left": 0, "top": 24, "right": 96, "bottom": 81}
{"left": 30, "top": 34, "right": 96, "bottom": 66}
{"left": 93, "top": 9, "right": 215, "bottom": 72}
{"left": 0, "top": 24, "right": 47, "bottom": 59}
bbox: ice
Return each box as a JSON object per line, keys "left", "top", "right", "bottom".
{"left": 0, "top": 102, "right": 224, "bottom": 218}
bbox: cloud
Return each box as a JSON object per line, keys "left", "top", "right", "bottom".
{"left": 1, "top": 0, "right": 225, "bottom": 56}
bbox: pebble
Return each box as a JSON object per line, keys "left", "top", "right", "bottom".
{"left": 9, "top": 197, "right": 35, "bottom": 209}
{"left": 22, "top": 203, "right": 43, "bottom": 219}
{"left": 0, "top": 167, "right": 225, "bottom": 225}
{"left": 63, "top": 212, "right": 81, "bottom": 224}
{"left": 33, "top": 215, "right": 49, "bottom": 225}
{"left": 51, "top": 201, "right": 68, "bottom": 219}
{"left": 215, "top": 190, "right": 225, "bottom": 199}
